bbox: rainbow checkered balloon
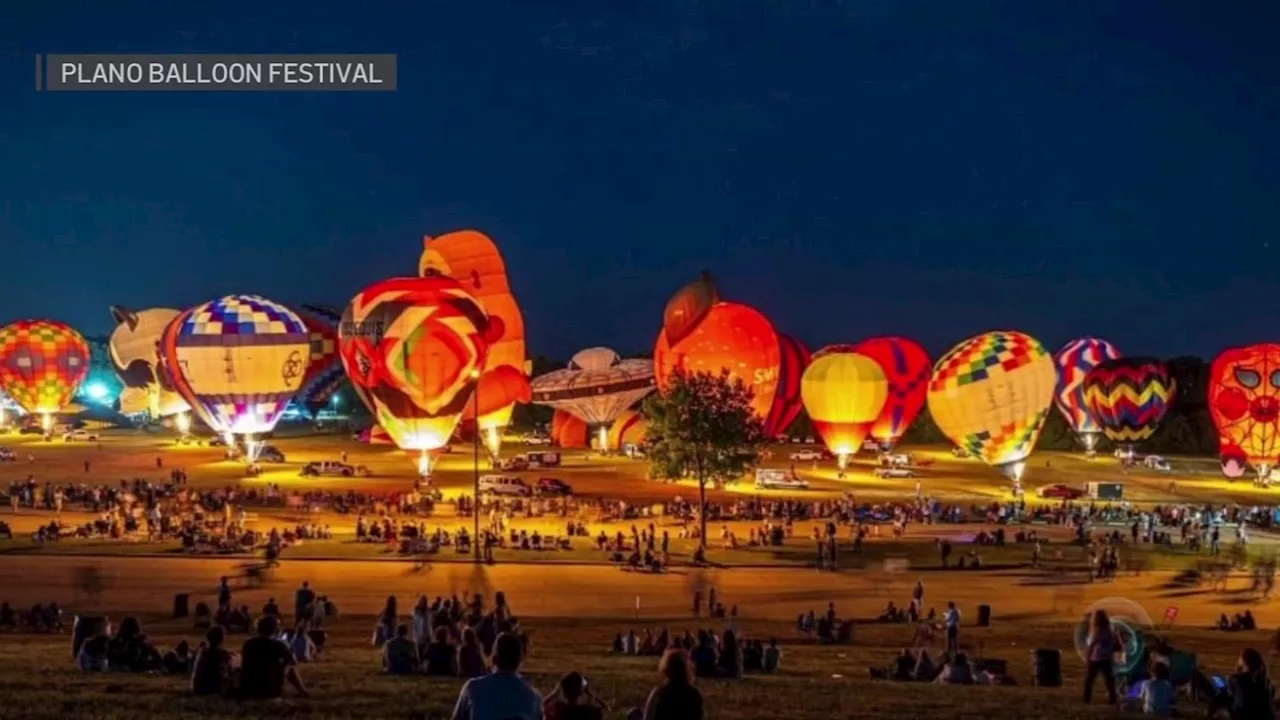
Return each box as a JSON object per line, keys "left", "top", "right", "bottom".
{"left": 928, "top": 330, "right": 1057, "bottom": 480}
{"left": 0, "top": 319, "right": 91, "bottom": 415}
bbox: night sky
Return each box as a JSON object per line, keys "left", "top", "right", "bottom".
{"left": 1, "top": 1, "right": 1277, "bottom": 361}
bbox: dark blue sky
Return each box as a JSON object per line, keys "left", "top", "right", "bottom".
{"left": 1, "top": 0, "right": 1277, "bottom": 360}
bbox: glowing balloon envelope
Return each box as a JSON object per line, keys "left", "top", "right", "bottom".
{"left": 0, "top": 319, "right": 91, "bottom": 424}
{"left": 1082, "top": 357, "right": 1175, "bottom": 452}
{"left": 852, "top": 336, "right": 931, "bottom": 450}
{"left": 801, "top": 350, "right": 888, "bottom": 467}
{"left": 928, "top": 330, "right": 1056, "bottom": 484}
{"left": 340, "top": 273, "right": 494, "bottom": 471}
{"left": 162, "top": 295, "right": 311, "bottom": 443}
{"left": 1209, "top": 344, "right": 1280, "bottom": 479}
{"left": 420, "top": 230, "right": 531, "bottom": 457}
{"left": 654, "top": 301, "right": 781, "bottom": 426}
{"left": 1053, "top": 337, "right": 1122, "bottom": 451}
{"left": 108, "top": 306, "right": 191, "bottom": 418}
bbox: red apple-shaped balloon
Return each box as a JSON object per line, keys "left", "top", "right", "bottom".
{"left": 662, "top": 271, "right": 719, "bottom": 347}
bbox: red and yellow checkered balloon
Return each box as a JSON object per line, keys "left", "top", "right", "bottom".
{"left": 0, "top": 319, "right": 91, "bottom": 415}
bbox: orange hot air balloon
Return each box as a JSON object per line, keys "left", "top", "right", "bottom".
{"left": 800, "top": 350, "right": 889, "bottom": 467}
{"left": 607, "top": 407, "right": 648, "bottom": 450}
{"left": 420, "top": 230, "right": 531, "bottom": 457}
{"left": 551, "top": 409, "right": 590, "bottom": 449}
{"left": 1209, "top": 344, "right": 1280, "bottom": 480}
{"left": 654, "top": 301, "right": 782, "bottom": 423}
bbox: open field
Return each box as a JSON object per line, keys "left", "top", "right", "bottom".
{"left": 1, "top": 432, "right": 1279, "bottom": 718}
{"left": 0, "top": 426, "right": 1264, "bottom": 506}
{"left": 0, "top": 558, "right": 1277, "bottom": 719}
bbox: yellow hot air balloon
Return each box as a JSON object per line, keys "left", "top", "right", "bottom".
{"left": 800, "top": 351, "right": 888, "bottom": 469}
{"left": 927, "top": 330, "right": 1056, "bottom": 490}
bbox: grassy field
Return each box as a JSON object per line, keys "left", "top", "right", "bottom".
{"left": 0, "top": 613, "right": 1269, "bottom": 720}
{"left": 0, "top": 426, "right": 1262, "bottom": 507}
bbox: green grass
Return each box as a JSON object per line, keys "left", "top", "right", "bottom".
{"left": 0, "top": 614, "right": 1265, "bottom": 719}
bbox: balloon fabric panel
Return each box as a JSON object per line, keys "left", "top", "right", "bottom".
{"left": 1209, "top": 344, "right": 1280, "bottom": 473}
{"left": 927, "top": 331, "right": 1056, "bottom": 470}
{"left": 853, "top": 336, "right": 931, "bottom": 447}
{"left": 1053, "top": 337, "right": 1122, "bottom": 447}
{"left": 653, "top": 301, "right": 781, "bottom": 422}
{"left": 0, "top": 319, "right": 91, "bottom": 415}
{"left": 171, "top": 295, "right": 311, "bottom": 435}
{"left": 1082, "top": 358, "right": 1175, "bottom": 445}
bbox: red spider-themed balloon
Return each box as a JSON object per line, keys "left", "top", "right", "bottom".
{"left": 1209, "top": 344, "right": 1280, "bottom": 479}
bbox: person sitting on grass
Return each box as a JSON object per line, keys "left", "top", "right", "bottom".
{"left": 237, "top": 615, "right": 307, "bottom": 700}
{"left": 288, "top": 620, "right": 317, "bottom": 662}
{"left": 1136, "top": 661, "right": 1173, "bottom": 717}
{"left": 913, "top": 648, "right": 938, "bottom": 682}
{"left": 1208, "top": 647, "right": 1275, "bottom": 720}
{"left": 544, "top": 671, "right": 607, "bottom": 720}
{"left": 449, "top": 632, "right": 541, "bottom": 720}
{"left": 383, "top": 624, "right": 420, "bottom": 676}
{"left": 636, "top": 648, "right": 705, "bottom": 720}
{"left": 450, "top": 626, "right": 484, "bottom": 679}
{"left": 891, "top": 649, "right": 916, "bottom": 681}
{"left": 107, "top": 616, "right": 163, "bottom": 672}
{"left": 935, "top": 652, "right": 986, "bottom": 685}
{"left": 718, "top": 630, "right": 744, "bottom": 679}
{"left": 191, "top": 626, "right": 235, "bottom": 696}
{"left": 762, "top": 638, "right": 782, "bottom": 673}
{"left": 425, "top": 627, "right": 459, "bottom": 677}
{"left": 77, "top": 632, "right": 110, "bottom": 672}
{"left": 690, "top": 631, "right": 719, "bottom": 679}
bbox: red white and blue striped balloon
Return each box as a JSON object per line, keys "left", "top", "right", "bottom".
{"left": 1053, "top": 337, "right": 1121, "bottom": 451}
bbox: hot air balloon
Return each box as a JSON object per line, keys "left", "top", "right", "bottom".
{"left": 800, "top": 350, "right": 888, "bottom": 469}
{"left": 763, "top": 334, "right": 810, "bottom": 439}
{"left": 928, "top": 331, "right": 1056, "bottom": 491}
{"left": 159, "top": 295, "right": 311, "bottom": 462}
{"left": 1082, "top": 357, "right": 1175, "bottom": 459}
{"left": 107, "top": 306, "right": 191, "bottom": 426}
{"left": 291, "top": 304, "right": 346, "bottom": 415}
{"left": 607, "top": 407, "right": 649, "bottom": 450}
{"left": 853, "top": 337, "right": 931, "bottom": 451}
{"left": 1208, "top": 344, "right": 1280, "bottom": 482}
{"left": 530, "top": 348, "right": 655, "bottom": 452}
{"left": 550, "top": 409, "right": 590, "bottom": 449}
{"left": 420, "top": 230, "right": 531, "bottom": 458}
{"left": 0, "top": 319, "right": 91, "bottom": 434}
{"left": 654, "top": 273, "right": 809, "bottom": 438}
{"left": 1053, "top": 337, "right": 1122, "bottom": 453}
{"left": 340, "top": 273, "right": 495, "bottom": 475}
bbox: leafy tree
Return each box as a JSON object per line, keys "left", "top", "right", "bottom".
{"left": 642, "top": 368, "right": 766, "bottom": 547}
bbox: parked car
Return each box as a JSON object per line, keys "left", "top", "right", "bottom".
{"left": 875, "top": 467, "right": 916, "bottom": 479}
{"left": 256, "top": 445, "right": 286, "bottom": 463}
{"left": 300, "top": 461, "right": 370, "bottom": 477}
{"left": 536, "top": 477, "right": 573, "bottom": 495}
{"left": 499, "top": 456, "right": 530, "bottom": 472}
{"left": 523, "top": 434, "right": 552, "bottom": 446}
{"left": 1038, "top": 484, "right": 1085, "bottom": 500}
{"left": 1144, "top": 456, "right": 1172, "bottom": 472}
{"left": 790, "top": 449, "right": 825, "bottom": 462}
{"left": 0, "top": 447, "right": 15, "bottom": 461}
{"left": 478, "top": 475, "right": 531, "bottom": 497}
{"left": 63, "top": 429, "right": 100, "bottom": 442}
{"left": 754, "top": 471, "right": 810, "bottom": 490}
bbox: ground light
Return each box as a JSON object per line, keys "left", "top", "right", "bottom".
{"left": 84, "top": 382, "right": 109, "bottom": 402}
{"left": 174, "top": 411, "right": 191, "bottom": 436}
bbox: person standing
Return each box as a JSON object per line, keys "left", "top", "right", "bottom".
{"left": 1082, "top": 609, "right": 1118, "bottom": 705}
{"left": 943, "top": 602, "right": 960, "bottom": 654}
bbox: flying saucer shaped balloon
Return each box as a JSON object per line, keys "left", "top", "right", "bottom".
{"left": 530, "top": 348, "right": 656, "bottom": 448}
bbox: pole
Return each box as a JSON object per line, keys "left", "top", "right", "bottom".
{"left": 473, "top": 377, "right": 481, "bottom": 562}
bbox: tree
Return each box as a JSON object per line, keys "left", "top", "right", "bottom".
{"left": 642, "top": 368, "right": 766, "bottom": 548}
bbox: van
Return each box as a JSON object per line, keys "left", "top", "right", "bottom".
{"left": 478, "top": 475, "right": 531, "bottom": 497}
